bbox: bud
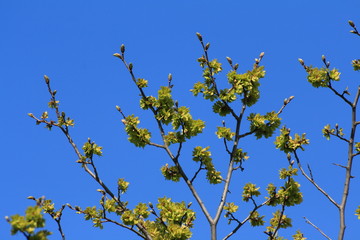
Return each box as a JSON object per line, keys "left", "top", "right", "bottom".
{"left": 289, "top": 96, "right": 294, "bottom": 101}
{"left": 187, "top": 202, "right": 193, "bottom": 208}
{"left": 196, "top": 32, "right": 203, "bottom": 41}
{"left": 349, "top": 20, "right": 355, "bottom": 28}
{"left": 113, "top": 53, "right": 122, "bottom": 59}
{"left": 128, "top": 63, "right": 133, "bottom": 71}
{"left": 148, "top": 202, "right": 154, "bottom": 208}
{"left": 226, "top": 57, "right": 232, "bottom": 65}
{"left": 97, "top": 189, "right": 105, "bottom": 194}
{"left": 168, "top": 73, "right": 172, "bottom": 81}
{"left": 259, "top": 52, "right": 265, "bottom": 58}
{"left": 298, "top": 58, "right": 304, "bottom": 65}
{"left": 322, "top": 55, "right": 326, "bottom": 62}
{"left": 28, "top": 113, "right": 34, "bottom": 117}
{"left": 27, "top": 196, "right": 35, "bottom": 200}
{"left": 120, "top": 44, "right": 125, "bottom": 54}
{"left": 205, "top": 42, "right": 210, "bottom": 50}
{"left": 44, "top": 75, "right": 50, "bottom": 84}
{"left": 335, "top": 123, "right": 339, "bottom": 129}
{"left": 53, "top": 90, "right": 57, "bottom": 95}
{"left": 350, "top": 30, "right": 357, "bottom": 34}
{"left": 116, "top": 105, "right": 121, "bottom": 112}
{"left": 234, "top": 63, "right": 239, "bottom": 71}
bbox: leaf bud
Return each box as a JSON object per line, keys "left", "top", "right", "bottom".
{"left": 349, "top": 20, "right": 355, "bottom": 28}
{"left": 259, "top": 52, "right": 265, "bottom": 58}
{"left": 298, "top": 58, "right": 305, "bottom": 66}
{"left": 113, "top": 53, "right": 122, "bottom": 59}
{"left": 168, "top": 73, "right": 172, "bottom": 81}
{"left": 322, "top": 55, "right": 326, "bottom": 62}
{"left": 335, "top": 123, "right": 339, "bottom": 129}
{"left": 116, "top": 105, "right": 121, "bottom": 112}
{"left": 234, "top": 63, "right": 239, "bottom": 71}
{"left": 27, "top": 196, "right": 35, "bottom": 200}
{"left": 226, "top": 57, "right": 232, "bottom": 65}
{"left": 128, "top": 63, "right": 133, "bottom": 71}
{"left": 148, "top": 202, "right": 154, "bottom": 208}
{"left": 28, "top": 113, "right": 34, "bottom": 117}
{"left": 205, "top": 42, "right": 210, "bottom": 50}
{"left": 96, "top": 189, "right": 105, "bottom": 194}
{"left": 187, "top": 202, "right": 193, "bottom": 208}
{"left": 120, "top": 44, "right": 125, "bottom": 54}
{"left": 196, "top": 32, "right": 203, "bottom": 41}
{"left": 44, "top": 75, "right": 50, "bottom": 84}
{"left": 53, "top": 90, "right": 57, "bottom": 95}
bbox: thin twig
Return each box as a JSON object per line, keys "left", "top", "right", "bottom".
{"left": 293, "top": 151, "right": 339, "bottom": 208}
{"left": 304, "top": 217, "right": 332, "bottom": 240}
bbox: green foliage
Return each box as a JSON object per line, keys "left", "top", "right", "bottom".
{"left": 161, "top": 164, "right": 182, "bottom": 182}
{"left": 82, "top": 140, "right": 103, "bottom": 157}
{"left": 226, "top": 65, "right": 265, "bottom": 106}
{"left": 192, "top": 146, "right": 222, "bottom": 184}
{"left": 356, "top": 206, "right": 360, "bottom": 219}
{"left": 242, "top": 183, "right": 261, "bottom": 202}
{"left": 266, "top": 210, "right": 292, "bottom": 235}
{"left": 23, "top": 29, "right": 350, "bottom": 240}
{"left": 7, "top": 206, "right": 52, "bottom": 240}
{"left": 248, "top": 111, "right": 281, "bottom": 139}
{"left": 233, "top": 148, "right": 249, "bottom": 163}
{"left": 249, "top": 211, "right": 265, "bottom": 227}
{"left": 136, "top": 78, "right": 148, "bottom": 88}
{"left": 212, "top": 100, "right": 231, "bottom": 116}
{"left": 322, "top": 124, "right": 344, "bottom": 140}
{"left": 216, "top": 126, "right": 235, "bottom": 141}
{"left": 122, "top": 114, "right": 151, "bottom": 148}
{"left": 351, "top": 59, "right": 360, "bottom": 71}
{"left": 303, "top": 65, "right": 340, "bottom": 88}
{"left": 118, "top": 178, "right": 130, "bottom": 193}
{"left": 292, "top": 230, "right": 307, "bottom": 240}
{"left": 275, "top": 126, "right": 309, "bottom": 153}
{"left": 144, "top": 197, "right": 195, "bottom": 240}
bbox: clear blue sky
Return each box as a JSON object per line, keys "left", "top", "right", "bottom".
{"left": 1, "top": 0, "right": 360, "bottom": 239}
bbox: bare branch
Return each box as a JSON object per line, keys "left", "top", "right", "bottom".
{"left": 293, "top": 151, "right": 339, "bottom": 208}
{"left": 304, "top": 217, "right": 332, "bottom": 240}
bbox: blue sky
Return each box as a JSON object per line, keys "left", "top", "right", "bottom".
{"left": 1, "top": 0, "right": 360, "bottom": 239}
